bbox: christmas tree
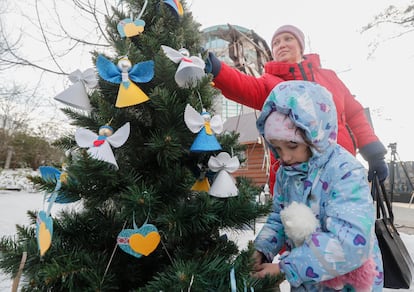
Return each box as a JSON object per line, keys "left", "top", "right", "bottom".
{"left": 0, "top": 0, "right": 279, "bottom": 290}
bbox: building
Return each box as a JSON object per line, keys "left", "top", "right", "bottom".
{"left": 222, "top": 112, "right": 269, "bottom": 187}
{"left": 201, "top": 24, "right": 271, "bottom": 119}
{"left": 201, "top": 24, "right": 272, "bottom": 187}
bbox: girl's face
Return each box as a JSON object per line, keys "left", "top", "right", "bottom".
{"left": 272, "top": 32, "right": 302, "bottom": 63}
{"left": 268, "top": 139, "right": 311, "bottom": 166}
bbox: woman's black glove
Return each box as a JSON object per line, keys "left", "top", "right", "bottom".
{"left": 359, "top": 141, "right": 389, "bottom": 182}
{"left": 204, "top": 51, "right": 222, "bottom": 77}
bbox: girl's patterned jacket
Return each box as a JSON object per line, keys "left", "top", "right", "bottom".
{"left": 255, "top": 80, "right": 383, "bottom": 291}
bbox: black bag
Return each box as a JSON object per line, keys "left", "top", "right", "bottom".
{"left": 372, "top": 175, "right": 414, "bottom": 289}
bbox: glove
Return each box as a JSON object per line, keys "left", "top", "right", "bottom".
{"left": 367, "top": 157, "right": 388, "bottom": 182}
{"left": 359, "top": 141, "right": 389, "bottom": 182}
{"left": 204, "top": 51, "right": 222, "bottom": 77}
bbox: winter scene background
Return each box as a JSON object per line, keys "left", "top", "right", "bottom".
{"left": 1, "top": 0, "right": 414, "bottom": 289}
{"left": 1, "top": 168, "right": 414, "bottom": 291}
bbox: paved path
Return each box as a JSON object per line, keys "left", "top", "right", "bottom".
{"left": 391, "top": 202, "right": 414, "bottom": 235}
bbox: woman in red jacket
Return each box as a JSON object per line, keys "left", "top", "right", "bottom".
{"left": 206, "top": 24, "right": 388, "bottom": 192}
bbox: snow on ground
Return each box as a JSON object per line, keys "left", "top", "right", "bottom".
{"left": 1, "top": 169, "right": 414, "bottom": 291}
{"left": 0, "top": 168, "right": 39, "bottom": 193}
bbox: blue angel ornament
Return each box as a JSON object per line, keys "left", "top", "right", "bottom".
{"left": 96, "top": 55, "right": 154, "bottom": 108}
{"left": 184, "top": 104, "right": 223, "bottom": 152}
{"left": 39, "top": 165, "right": 79, "bottom": 204}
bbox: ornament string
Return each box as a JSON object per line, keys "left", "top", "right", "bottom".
{"left": 196, "top": 91, "right": 204, "bottom": 111}
{"left": 145, "top": 190, "right": 174, "bottom": 263}
{"left": 101, "top": 220, "right": 127, "bottom": 285}
{"left": 158, "top": 232, "right": 173, "bottom": 263}
{"left": 137, "top": 0, "right": 148, "bottom": 19}
{"left": 187, "top": 274, "right": 194, "bottom": 292}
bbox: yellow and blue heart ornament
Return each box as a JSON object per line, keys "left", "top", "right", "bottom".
{"left": 117, "top": 0, "right": 148, "bottom": 38}
{"left": 117, "top": 223, "right": 160, "bottom": 258}
{"left": 117, "top": 18, "right": 145, "bottom": 38}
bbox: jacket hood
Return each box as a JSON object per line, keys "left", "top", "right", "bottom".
{"left": 256, "top": 81, "right": 338, "bottom": 162}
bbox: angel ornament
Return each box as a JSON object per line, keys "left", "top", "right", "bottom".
{"left": 161, "top": 45, "right": 206, "bottom": 88}
{"left": 208, "top": 152, "right": 240, "bottom": 198}
{"left": 96, "top": 55, "right": 154, "bottom": 108}
{"left": 184, "top": 104, "right": 223, "bottom": 152}
{"left": 191, "top": 163, "right": 210, "bottom": 192}
{"left": 54, "top": 68, "right": 97, "bottom": 111}
{"left": 75, "top": 122, "right": 130, "bottom": 169}
{"left": 39, "top": 164, "right": 79, "bottom": 204}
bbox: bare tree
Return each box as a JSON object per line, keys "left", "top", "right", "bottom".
{"left": 0, "top": 0, "right": 112, "bottom": 136}
{"left": 0, "top": 0, "right": 20, "bottom": 71}
{"left": 0, "top": 0, "right": 116, "bottom": 76}
{"left": 0, "top": 83, "right": 47, "bottom": 133}
{"left": 362, "top": 2, "right": 414, "bottom": 57}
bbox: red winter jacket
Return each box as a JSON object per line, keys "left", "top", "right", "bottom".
{"left": 213, "top": 54, "right": 381, "bottom": 192}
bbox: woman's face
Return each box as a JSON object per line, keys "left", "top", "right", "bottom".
{"left": 268, "top": 139, "right": 311, "bottom": 166}
{"left": 272, "top": 32, "right": 303, "bottom": 63}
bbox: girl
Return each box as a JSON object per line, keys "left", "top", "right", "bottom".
{"left": 252, "top": 81, "right": 383, "bottom": 291}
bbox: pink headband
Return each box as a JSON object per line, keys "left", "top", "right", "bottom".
{"left": 264, "top": 111, "right": 304, "bottom": 143}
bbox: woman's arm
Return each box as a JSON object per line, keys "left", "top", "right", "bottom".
{"left": 212, "top": 62, "right": 281, "bottom": 110}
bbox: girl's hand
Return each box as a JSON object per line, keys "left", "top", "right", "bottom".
{"left": 251, "top": 263, "right": 281, "bottom": 278}
{"left": 251, "top": 251, "right": 265, "bottom": 271}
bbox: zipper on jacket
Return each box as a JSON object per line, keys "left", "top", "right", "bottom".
{"left": 307, "top": 63, "right": 315, "bottom": 81}
{"left": 298, "top": 63, "right": 308, "bottom": 81}
{"left": 289, "top": 67, "right": 296, "bottom": 79}
{"left": 290, "top": 62, "right": 315, "bottom": 81}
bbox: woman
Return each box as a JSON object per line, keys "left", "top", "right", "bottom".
{"left": 206, "top": 24, "right": 388, "bottom": 191}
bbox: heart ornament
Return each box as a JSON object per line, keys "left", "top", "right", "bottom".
{"left": 117, "top": 18, "right": 146, "bottom": 38}
{"left": 36, "top": 210, "right": 53, "bottom": 256}
{"left": 117, "top": 223, "right": 160, "bottom": 258}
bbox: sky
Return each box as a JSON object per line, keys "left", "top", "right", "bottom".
{"left": 2, "top": 0, "right": 414, "bottom": 161}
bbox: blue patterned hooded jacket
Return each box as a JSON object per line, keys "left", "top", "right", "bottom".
{"left": 255, "top": 81, "right": 383, "bottom": 291}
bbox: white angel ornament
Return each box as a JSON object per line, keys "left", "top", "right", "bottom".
{"left": 161, "top": 45, "right": 206, "bottom": 88}
{"left": 75, "top": 122, "right": 130, "bottom": 169}
{"left": 54, "top": 68, "right": 97, "bottom": 110}
{"left": 208, "top": 152, "right": 240, "bottom": 198}
{"left": 184, "top": 104, "right": 223, "bottom": 152}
